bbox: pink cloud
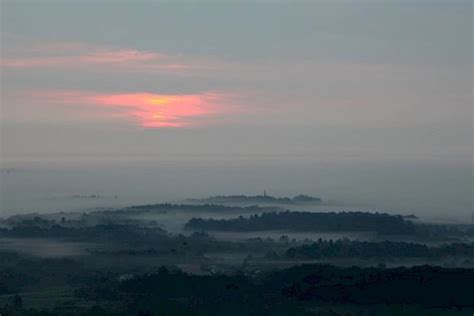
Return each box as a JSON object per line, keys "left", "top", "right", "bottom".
{"left": 0, "top": 37, "right": 232, "bottom": 75}
{"left": 32, "top": 90, "right": 225, "bottom": 128}
{"left": 78, "top": 50, "right": 161, "bottom": 64}
{"left": 0, "top": 36, "right": 193, "bottom": 72}
{"left": 1, "top": 50, "right": 166, "bottom": 67}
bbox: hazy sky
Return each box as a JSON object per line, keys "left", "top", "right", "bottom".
{"left": 1, "top": 1, "right": 472, "bottom": 163}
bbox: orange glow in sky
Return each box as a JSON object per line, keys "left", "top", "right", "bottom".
{"left": 29, "top": 90, "right": 226, "bottom": 128}
{"left": 90, "top": 92, "right": 220, "bottom": 128}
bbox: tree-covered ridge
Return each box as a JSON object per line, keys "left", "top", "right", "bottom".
{"left": 29, "top": 264, "right": 474, "bottom": 315}
{"left": 0, "top": 204, "right": 283, "bottom": 235}
{"left": 285, "top": 239, "right": 474, "bottom": 259}
{"left": 120, "top": 203, "right": 281, "bottom": 214}
{"left": 266, "top": 264, "right": 474, "bottom": 307}
{"left": 2, "top": 219, "right": 474, "bottom": 263}
{"left": 186, "top": 211, "right": 416, "bottom": 234}
{"left": 1, "top": 207, "right": 474, "bottom": 315}
{"left": 187, "top": 194, "right": 322, "bottom": 204}
{"left": 0, "top": 224, "right": 168, "bottom": 242}
{"left": 0, "top": 204, "right": 280, "bottom": 227}
{"left": 186, "top": 211, "right": 474, "bottom": 240}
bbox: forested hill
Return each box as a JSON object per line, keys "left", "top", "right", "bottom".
{"left": 186, "top": 194, "right": 321, "bottom": 204}
{"left": 185, "top": 211, "right": 416, "bottom": 235}
{"left": 285, "top": 239, "right": 474, "bottom": 259}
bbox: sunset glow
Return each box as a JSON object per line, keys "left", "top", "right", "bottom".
{"left": 92, "top": 92, "right": 221, "bottom": 128}
{"left": 32, "top": 90, "right": 223, "bottom": 128}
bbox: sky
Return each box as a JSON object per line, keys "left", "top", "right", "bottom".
{"left": 0, "top": 1, "right": 472, "bottom": 218}
{"left": 1, "top": 0, "right": 471, "bottom": 161}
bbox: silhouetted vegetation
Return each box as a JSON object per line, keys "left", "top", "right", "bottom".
{"left": 3, "top": 264, "right": 472, "bottom": 315}
{"left": 187, "top": 194, "right": 321, "bottom": 205}
{"left": 0, "top": 224, "right": 168, "bottom": 244}
{"left": 186, "top": 211, "right": 474, "bottom": 241}
{"left": 1, "top": 204, "right": 473, "bottom": 315}
{"left": 285, "top": 239, "right": 474, "bottom": 259}
{"left": 121, "top": 203, "right": 281, "bottom": 214}
{"left": 186, "top": 211, "right": 417, "bottom": 235}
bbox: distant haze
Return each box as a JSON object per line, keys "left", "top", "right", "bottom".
{"left": 1, "top": 1, "right": 472, "bottom": 220}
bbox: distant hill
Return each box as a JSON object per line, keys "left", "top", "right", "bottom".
{"left": 185, "top": 211, "right": 474, "bottom": 239}
{"left": 186, "top": 194, "right": 321, "bottom": 205}
{"left": 185, "top": 210, "right": 416, "bottom": 235}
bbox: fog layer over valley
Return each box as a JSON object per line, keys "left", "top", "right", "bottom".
{"left": 1, "top": 157, "right": 472, "bottom": 223}
{"left": 1, "top": 177, "right": 473, "bottom": 314}
{"left": 2, "top": 158, "right": 472, "bottom": 314}
{"left": 1, "top": 198, "right": 474, "bottom": 314}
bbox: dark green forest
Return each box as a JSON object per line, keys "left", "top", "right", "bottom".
{"left": 1, "top": 204, "right": 473, "bottom": 315}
